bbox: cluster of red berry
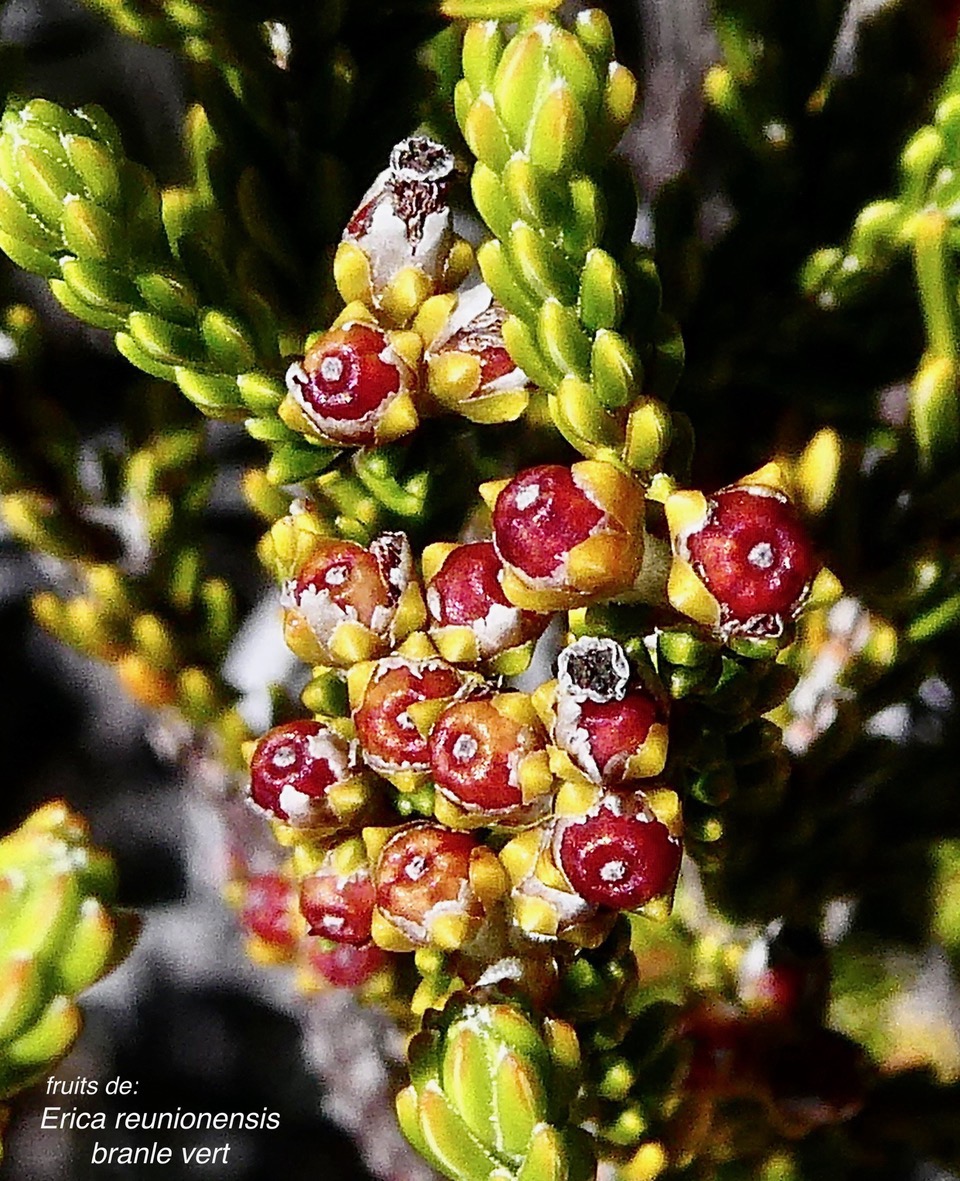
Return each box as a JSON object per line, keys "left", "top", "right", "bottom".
{"left": 678, "top": 925, "right": 868, "bottom": 1159}
{"left": 233, "top": 137, "right": 822, "bottom": 1005}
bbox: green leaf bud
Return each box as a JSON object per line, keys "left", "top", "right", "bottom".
{"left": 471, "top": 163, "right": 515, "bottom": 242}
{"left": 0, "top": 802, "right": 134, "bottom": 1100}
{"left": 502, "top": 155, "right": 564, "bottom": 232}
{"left": 135, "top": 271, "right": 199, "bottom": 324}
{"left": 528, "top": 83, "right": 586, "bottom": 175}
{"left": 509, "top": 223, "right": 579, "bottom": 304}
{"left": 49, "top": 279, "right": 125, "bottom": 330}
{"left": 549, "top": 30, "right": 602, "bottom": 122}
{"left": 463, "top": 93, "right": 513, "bottom": 172}
{"left": 912, "top": 355, "right": 960, "bottom": 470}
{"left": 237, "top": 372, "right": 286, "bottom": 415}
{"left": 61, "top": 196, "right": 123, "bottom": 261}
{"left": 579, "top": 249, "right": 626, "bottom": 333}
{"left": 266, "top": 441, "right": 337, "bottom": 486}
{"left": 599, "top": 64, "right": 638, "bottom": 146}
{"left": 492, "top": 29, "right": 548, "bottom": 147}
{"left": 128, "top": 310, "right": 205, "bottom": 366}
{"left": 132, "top": 613, "right": 179, "bottom": 670}
{"left": 200, "top": 309, "right": 258, "bottom": 373}
{"left": 114, "top": 331, "right": 177, "bottom": 382}
{"left": 538, "top": 298, "right": 592, "bottom": 379}
{"left": 0, "top": 183, "right": 57, "bottom": 252}
{"left": 60, "top": 257, "right": 137, "bottom": 313}
{"left": 462, "top": 21, "right": 507, "bottom": 98}
{"left": 400, "top": 993, "right": 594, "bottom": 1181}
{"left": 628, "top": 400, "right": 677, "bottom": 479}
{"left": 477, "top": 239, "right": 541, "bottom": 321}
{"left": 62, "top": 135, "right": 122, "bottom": 208}
{"left": 502, "top": 315, "right": 563, "bottom": 389}
{"left": 590, "top": 329, "right": 638, "bottom": 409}
{"left": 901, "top": 126, "right": 944, "bottom": 211}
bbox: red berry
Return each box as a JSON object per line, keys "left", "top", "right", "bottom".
{"left": 307, "top": 941, "right": 389, "bottom": 988}
{"left": 493, "top": 465, "right": 603, "bottom": 581}
{"left": 764, "top": 1029, "right": 867, "bottom": 1129}
{"left": 429, "top": 697, "right": 543, "bottom": 813}
{"left": 241, "top": 873, "right": 298, "bottom": 948}
{"left": 739, "top": 925, "right": 830, "bottom": 1022}
{"left": 293, "top": 539, "right": 394, "bottom": 630}
{"left": 435, "top": 300, "right": 521, "bottom": 392}
{"left": 580, "top": 696, "right": 658, "bottom": 768}
{"left": 354, "top": 658, "right": 463, "bottom": 773}
{"left": 557, "top": 805, "right": 681, "bottom": 910}
{"left": 556, "top": 692, "right": 659, "bottom": 784}
{"left": 476, "top": 344, "right": 515, "bottom": 385}
{"left": 427, "top": 542, "right": 548, "bottom": 657}
{"left": 680, "top": 1004, "right": 750, "bottom": 1094}
{"left": 249, "top": 720, "right": 352, "bottom": 826}
{"left": 287, "top": 323, "right": 412, "bottom": 445}
{"left": 374, "top": 824, "right": 479, "bottom": 938}
{"left": 283, "top": 532, "right": 416, "bottom": 666}
{"left": 684, "top": 487, "right": 818, "bottom": 633}
{"left": 299, "top": 870, "right": 375, "bottom": 945}
{"left": 431, "top": 542, "right": 510, "bottom": 624}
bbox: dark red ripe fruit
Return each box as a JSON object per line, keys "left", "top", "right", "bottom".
{"left": 298, "top": 323, "right": 401, "bottom": 440}
{"left": 476, "top": 344, "right": 515, "bottom": 385}
{"left": 741, "top": 926, "right": 830, "bottom": 1022}
{"left": 241, "top": 874, "right": 298, "bottom": 948}
{"left": 430, "top": 542, "right": 512, "bottom": 626}
{"left": 299, "top": 872, "right": 375, "bottom": 946}
{"left": 681, "top": 1005, "right": 748, "bottom": 1094}
{"left": 354, "top": 661, "right": 462, "bottom": 771}
{"left": 493, "top": 465, "right": 603, "bottom": 580}
{"left": 375, "top": 825, "right": 477, "bottom": 928}
{"left": 308, "top": 941, "right": 389, "bottom": 988}
{"left": 558, "top": 809, "right": 681, "bottom": 909}
{"left": 442, "top": 321, "right": 515, "bottom": 389}
{"left": 685, "top": 487, "right": 818, "bottom": 628}
{"left": 430, "top": 698, "right": 537, "bottom": 811}
{"left": 765, "top": 1029, "right": 867, "bottom": 1129}
{"left": 294, "top": 540, "right": 392, "bottom": 628}
{"left": 432, "top": 297, "right": 523, "bottom": 395}
{"left": 249, "top": 720, "right": 340, "bottom": 821}
{"left": 576, "top": 692, "right": 659, "bottom": 777}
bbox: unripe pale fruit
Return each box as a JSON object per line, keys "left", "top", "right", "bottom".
{"left": 282, "top": 532, "right": 421, "bottom": 667}
{"left": 373, "top": 824, "right": 480, "bottom": 945}
{"left": 354, "top": 658, "right": 463, "bottom": 774}
{"left": 429, "top": 696, "right": 544, "bottom": 813}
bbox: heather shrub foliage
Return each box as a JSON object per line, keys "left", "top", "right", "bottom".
{"left": 1, "top": 2, "right": 960, "bottom": 1179}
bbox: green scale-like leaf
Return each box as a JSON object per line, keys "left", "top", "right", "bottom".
{"left": 0, "top": 97, "right": 336, "bottom": 486}
{"left": 0, "top": 802, "right": 136, "bottom": 1101}
{"left": 399, "top": 992, "right": 595, "bottom": 1181}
